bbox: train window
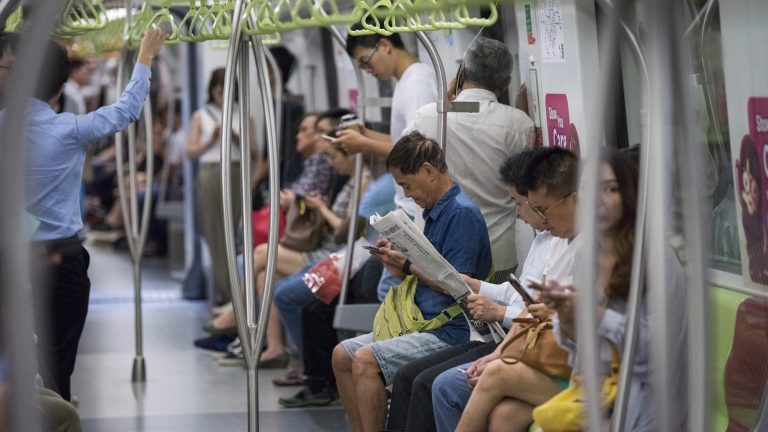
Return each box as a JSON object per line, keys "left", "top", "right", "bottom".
{"left": 690, "top": 3, "right": 741, "bottom": 274}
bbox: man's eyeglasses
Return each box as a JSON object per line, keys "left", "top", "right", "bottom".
{"left": 357, "top": 42, "right": 380, "bottom": 70}
{"left": 528, "top": 193, "right": 573, "bottom": 220}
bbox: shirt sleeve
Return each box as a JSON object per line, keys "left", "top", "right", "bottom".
{"left": 291, "top": 154, "right": 334, "bottom": 197}
{"left": 479, "top": 281, "right": 518, "bottom": 305}
{"left": 75, "top": 63, "right": 151, "bottom": 145}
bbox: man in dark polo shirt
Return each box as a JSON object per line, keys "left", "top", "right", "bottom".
{"left": 331, "top": 131, "right": 492, "bottom": 432}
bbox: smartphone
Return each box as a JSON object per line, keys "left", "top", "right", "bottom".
{"left": 457, "top": 368, "right": 468, "bottom": 375}
{"left": 363, "top": 245, "right": 382, "bottom": 253}
{"left": 525, "top": 276, "right": 543, "bottom": 287}
{"left": 321, "top": 134, "right": 337, "bottom": 142}
{"left": 509, "top": 274, "right": 536, "bottom": 305}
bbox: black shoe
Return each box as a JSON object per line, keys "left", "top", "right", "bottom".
{"left": 194, "top": 334, "right": 236, "bottom": 353}
{"left": 278, "top": 387, "right": 338, "bottom": 408}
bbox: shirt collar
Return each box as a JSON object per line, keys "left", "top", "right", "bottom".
{"left": 455, "top": 88, "right": 498, "bottom": 102}
{"left": 424, "top": 182, "right": 461, "bottom": 222}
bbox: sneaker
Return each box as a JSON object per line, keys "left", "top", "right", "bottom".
{"left": 217, "top": 351, "right": 245, "bottom": 367}
{"left": 278, "top": 387, "right": 338, "bottom": 408}
{"left": 193, "top": 334, "right": 236, "bottom": 354}
{"left": 217, "top": 337, "right": 245, "bottom": 366}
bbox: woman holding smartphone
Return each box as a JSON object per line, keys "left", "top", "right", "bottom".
{"left": 455, "top": 149, "right": 657, "bottom": 432}
{"left": 534, "top": 149, "right": 687, "bottom": 431}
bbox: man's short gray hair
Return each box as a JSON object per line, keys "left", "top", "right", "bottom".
{"left": 462, "top": 37, "right": 512, "bottom": 90}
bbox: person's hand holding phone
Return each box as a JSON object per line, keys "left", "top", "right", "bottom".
{"left": 303, "top": 192, "right": 327, "bottom": 210}
{"left": 334, "top": 128, "right": 367, "bottom": 155}
{"left": 370, "top": 238, "right": 408, "bottom": 278}
{"left": 535, "top": 280, "right": 577, "bottom": 334}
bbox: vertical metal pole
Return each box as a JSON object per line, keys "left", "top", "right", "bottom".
{"left": 239, "top": 43, "right": 255, "bottom": 330}
{"left": 679, "top": 7, "right": 712, "bottom": 432}
{"left": 219, "top": 1, "right": 262, "bottom": 431}
{"left": 112, "top": 0, "right": 153, "bottom": 383}
{"left": 306, "top": 64, "right": 317, "bottom": 111}
{"left": 323, "top": 22, "right": 367, "bottom": 305}
{"left": 575, "top": 1, "right": 625, "bottom": 430}
{"left": 264, "top": 47, "right": 283, "bottom": 158}
{"left": 414, "top": 32, "right": 447, "bottom": 153}
{"left": 643, "top": 2, "right": 680, "bottom": 431}
{"left": 253, "top": 34, "right": 281, "bottom": 431}
{"left": 0, "top": 2, "right": 66, "bottom": 431}
{"left": 594, "top": 1, "right": 653, "bottom": 430}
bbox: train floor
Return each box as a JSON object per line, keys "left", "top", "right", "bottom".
{"left": 73, "top": 243, "right": 350, "bottom": 432}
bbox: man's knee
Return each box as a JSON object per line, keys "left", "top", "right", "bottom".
{"left": 332, "top": 343, "right": 352, "bottom": 373}
{"left": 432, "top": 369, "right": 463, "bottom": 404}
{"left": 351, "top": 347, "right": 380, "bottom": 379}
{"left": 412, "top": 370, "right": 434, "bottom": 398}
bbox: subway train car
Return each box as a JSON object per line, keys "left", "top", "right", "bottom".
{"left": 0, "top": 0, "right": 766, "bottom": 431}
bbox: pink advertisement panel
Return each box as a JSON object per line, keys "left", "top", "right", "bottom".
{"left": 735, "top": 97, "right": 768, "bottom": 284}
{"left": 544, "top": 93, "right": 580, "bottom": 155}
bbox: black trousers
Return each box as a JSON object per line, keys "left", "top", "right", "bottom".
{"left": 33, "top": 244, "right": 91, "bottom": 401}
{"left": 386, "top": 340, "right": 498, "bottom": 432}
{"left": 302, "top": 299, "right": 338, "bottom": 393}
{"left": 301, "top": 257, "right": 382, "bottom": 393}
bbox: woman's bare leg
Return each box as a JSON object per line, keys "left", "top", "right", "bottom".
{"left": 255, "top": 270, "right": 285, "bottom": 360}
{"left": 487, "top": 398, "right": 534, "bottom": 432}
{"left": 455, "top": 360, "right": 561, "bottom": 432}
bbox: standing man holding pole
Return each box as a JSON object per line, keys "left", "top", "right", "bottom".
{"left": 20, "top": 30, "right": 166, "bottom": 402}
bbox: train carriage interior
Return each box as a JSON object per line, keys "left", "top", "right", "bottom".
{"left": 1, "top": 0, "right": 767, "bottom": 431}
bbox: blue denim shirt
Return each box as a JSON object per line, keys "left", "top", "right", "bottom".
{"left": 416, "top": 182, "right": 492, "bottom": 345}
{"left": 23, "top": 64, "right": 151, "bottom": 240}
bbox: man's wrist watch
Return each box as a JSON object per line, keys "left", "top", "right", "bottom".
{"left": 402, "top": 259, "right": 412, "bottom": 276}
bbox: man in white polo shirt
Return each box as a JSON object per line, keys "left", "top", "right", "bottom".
{"left": 407, "top": 36, "right": 535, "bottom": 281}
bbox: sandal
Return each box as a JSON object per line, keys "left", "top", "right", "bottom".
{"left": 273, "top": 368, "right": 307, "bottom": 386}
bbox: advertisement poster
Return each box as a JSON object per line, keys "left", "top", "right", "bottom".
{"left": 735, "top": 97, "right": 768, "bottom": 284}
{"left": 544, "top": 93, "right": 579, "bottom": 155}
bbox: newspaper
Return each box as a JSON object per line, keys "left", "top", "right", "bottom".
{"left": 371, "top": 209, "right": 506, "bottom": 343}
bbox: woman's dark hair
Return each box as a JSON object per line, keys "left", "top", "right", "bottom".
{"left": 316, "top": 108, "right": 352, "bottom": 129}
{"left": 269, "top": 46, "right": 296, "bottom": 85}
{"left": 346, "top": 23, "right": 405, "bottom": 57}
{"left": 207, "top": 68, "right": 225, "bottom": 104}
{"left": 35, "top": 40, "right": 70, "bottom": 101}
{"left": 387, "top": 130, "right": 447, "bottom": 175}
{"left": 603, "top": 148, "right": 639, "bottom": 301}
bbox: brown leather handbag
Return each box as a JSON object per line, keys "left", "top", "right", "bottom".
{"left": 279, "top": 198, "right": 326, "bottom": 252}
{"left": 500, "top": 308, "right": 572, "bottom": 379}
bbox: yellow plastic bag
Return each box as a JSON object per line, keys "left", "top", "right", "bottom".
{"left": 532, "top": 345, "right": 620, "bottom": 431}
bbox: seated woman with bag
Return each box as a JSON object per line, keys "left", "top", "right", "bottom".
{"left": 531, "top": 149, "right": 688, "bottom": 431}
{"left": 457, "top": 149, "right": 644, "bottom": 432}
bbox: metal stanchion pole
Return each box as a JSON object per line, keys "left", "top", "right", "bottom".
{"left": 324, "top": 22, "right": 367, "bottom": 305}
{"left": 0, "top": 2, "right": 67, "bottom": 430}
{"left": 414, "top": 32, "right": 447, "bottom": 153}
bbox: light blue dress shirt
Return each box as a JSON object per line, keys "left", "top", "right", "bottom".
{"left": 23, "top": 63, "right": 151, "bottom": 241}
